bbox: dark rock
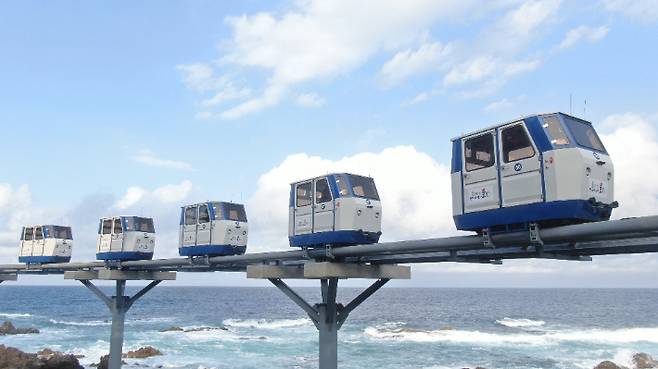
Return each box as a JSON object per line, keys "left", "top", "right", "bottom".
{"left": 593, "top": 361, "right": 627, "bottom": 369}
{"left": 0, "top": 321, "right": 39, "bottom": 335}
{"left": 94, "top": 355, "right": 127, "bottom": 369}
{"left": 634, "top": 353, "right": 658, "bottom": 369}
{"left": 0, "top": 345, "right": 83, "bottom": 369}
{"left": 123, "top": 346, "right": 163, "bottom": 359}
{"left": 158, "top": 326, "right": 184, "bottom": 332}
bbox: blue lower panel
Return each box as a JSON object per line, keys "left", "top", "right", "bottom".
{"left": 179, "top": 245, "right": 247, "bottom": 257}
{"left": 19, "top": 256, "right": 71, "bottom": 264}
{"left": 453, "top": 200, "right": 613, "bottom": 232}
{"left": 289, "top": 230, "right": 381, "bottom": 248}
{"left": 96, "top": 252, "right": 154, "bottom": 261}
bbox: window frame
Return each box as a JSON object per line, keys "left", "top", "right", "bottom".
{"left": 184, "top": 206, "right": 198, "bottom": 226}
{"left": 500, "top": 123, "right": 536, "bottom": 163}
{"left": 463, "top": 132, "right": 496, "bottom": 172}
{"left": 34, "top": 226, "right": 43, "bottom": 241}
{"left": 296, "top": 181, "right": 313, "bottom": 207}
{"left": 102, "top": 219, "right": 113, "bottom": 235}
{"left": 24, "top": 227, "right": 34, "bottom": 241}
{"left": 113, "top": 218, "right": 123, "bottom": 234}
{"left": 563, "top": 116, "right": 607, "bottom": 153}
{"left": 198, "top": 204, "right": 210, "bottom": 224}
{"left": 315, "top": 177, "right": 333, "bottom": 204}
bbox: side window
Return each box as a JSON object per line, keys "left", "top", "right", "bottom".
{"left": 34, "top": 227, "right": 43, "bottom": 240}
{"left": 296, "top": 182, "right": 313, "bottom": 207}
{"left": 501, "top": 124, "right": 536, "bottom": 162}
{"left": 113, "top": 218, "right": 123, "bottom": 234}
{"left": 24, "top": 227, "right": 34, "bottom": 241}
{"left": 464, "top": 133, "right": 495, "bottom": 171}
{"left": 102, "top": 219, "right": 112, "bottom": 235}
{"left": 198, "top": 204, "right": 210, "bottom": 223}
{"left": 335, "top": 175, "right": 349, "bottom": 197}
{"left": 315, "top": 178, "right": 333, "bottom": 204}
{"left": 185, "top": 206, "right": 198, "bottom": 225}
{"left": 542, "top": 116, "right": 570, "bottom": 146}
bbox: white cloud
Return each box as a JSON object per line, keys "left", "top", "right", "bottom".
{"left": 558, "top": 25, "right": 609, "bottom": 50}
{"left": 200, "top": 85, "right": 251, "bottom": 107}
{"left": 600, "top": 113, "right": 658, "bottom": 217}
{"left": 401, "top": 91, "right": 433, "bottom": 106}
{"left": 247, "top": 146, "right": 457, "bottom": 252}
{"left": 483, "top": 95, "right": 526, "bottom": 112}
{"left": 603, "top": 0, "right": 658, "bottom": 22}
{"left": 132, "top": 150, "right": 194, "bottom": 171}
{"left": 380, "top": 42, "right": 451, "bottom": 85}
{"left": 176, "top": 64, "right": 222, "bottom": 92}
{"left": 114, "top": 180, "right": 194, "bottom": 211}
{"left": 295, "top": 92, "right": 326, "bottom": 108}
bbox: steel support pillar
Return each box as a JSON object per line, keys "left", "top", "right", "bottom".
{"left": 78, "top": 279, "right": 162, "bottom": 369}
{"left": 269, "top": 277, "right": 390, "bottom": 369}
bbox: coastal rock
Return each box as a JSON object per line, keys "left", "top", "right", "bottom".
{"left": 158, "top": 326, "right": 184, "bottom": 332}
{"left": 593, "top": 361, "right": 627, "bottom": 369}
{"left": 93, "top": 355, "right": 127, "bottom": 369}
{"left": 634, "top": 353, "right": 658, "bottom": 368}
{"left": 0, "top": 345, "right": 83, "bottom": 369}
{"left": 0, "top": 321, "right": 40, "bottom": 335}
{"left": 123, "top": 346, "right": 163, "bottom": 359}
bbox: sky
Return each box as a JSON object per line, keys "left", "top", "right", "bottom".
{"left": 1, "top": 0, "right": 658, "bottom": 287}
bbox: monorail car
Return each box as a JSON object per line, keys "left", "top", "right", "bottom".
{"left": 179, "top": 201, "right": 248, "bottom": 257}
{"left": 18, "top": 225, "right": 73, "bottom": 263}
{"left": 289, "top": 173, "right": 382, "bottom": 248}
{"left": 451, "top": 112, "right": 616, "bottom": 233}
{"left": 96, "top": 216, "right": 155, "bottom": 261}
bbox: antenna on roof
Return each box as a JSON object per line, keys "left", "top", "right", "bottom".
{"left": 584, "top": 99, "right": 587, "bottom": 119}
{"left": 569, "top": 94, "right": 572, "bottom": 115}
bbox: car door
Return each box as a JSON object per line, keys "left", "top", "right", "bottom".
{"left": 98, "top": 219, "right": 112, "bottom": 252}
{"left": 110, "top": 217, "right": 124, "bottom": 252}
{"left": 498, "top": 122, "right": 543, "bottom": 207}
{"left": 294, "top": 181, "right": 313, "bottom": 235}
{"left": 196, "top": 203, "right": 211, "bottom": 245}
{"left": 33, "top": 226, "right": 45, "bottom": 256}
{"left": 182, "top": 206, "right": 198, "bottom": 246}
{"left": 313, "top": 177, "right": 334, "bottom": 233}
{"left": 21, "top": 227, "right": 34, "bottom": 257}
{"left": 462, "top": 131, "right": 500, "bottom": 213}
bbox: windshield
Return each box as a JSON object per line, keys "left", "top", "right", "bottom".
{"left": 47, "top": 226, "right": 73, "bottom": 240}
{"left": 563, "top": 116, "right": 607, "bottom": 152}
{"left": 348, "top": 175, "right": 380, "bottom": 200}
{"left": 125, "top": 217, "right": 155, "bottom": 233}
{"left": 224, "top": 203, "right": 247, "bottom": 222}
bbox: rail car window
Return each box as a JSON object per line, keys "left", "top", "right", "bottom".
{"left": 198, "top": 204, "right": 210, "bottom": 223}
{"left": 184, "top": 207, "right": 197, "bottom": 226}
{"left": 315, "top": 178, "right": 333, "bottom": 204}
{"left": 296, "top": 182, "right": 313, "bottom": 207}
{"left": 211, "top": 202, "right": 223, "bottom": 220}
{"left": 501, "top": 124, "right": 535, "bottom": 163}
{"left": 24, "top": 227, "right": 34, "bottom": 241}
{"left": 113, "top": 218, "right": 123, "bottom": 234}
{"left": 34, "top": 227, "right": 43, "bottom": 240}
{"left": 52, "top": 226, "right": 73, "bottom": 240}
{"left": 349, "top": 175, "right": 380, "bottom": 200}
{"left": 464, "top": 134, "right": 495, "bottom": 171}
{"left": 102, "top": 219, "right": 112, "bottom": 235}
{"left": 543, "top": 116, "right": 570, "bottom": 146}
{"left": 126, "top": 217, "right": 154, "bottom": 232}
{"left": 224, "top": 203, "right": 247, "bottom": 222}
{"left": 564, "top": 117, "right": 607, "bottom": 152}
{"left": 335, "top": 175, "right": 350, "bottom": 197}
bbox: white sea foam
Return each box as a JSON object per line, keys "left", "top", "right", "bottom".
{"left": 222, "top": 318, "right": 311, "bottom": 329}
{"left": 364, "top": 324, "right": 658, "bottom": 346}
{"left": 0, "top": 312, "right": 32, "bottom": 318}
{"left": 495, "top": 317, "right": 546, "bottom": 328}
{"left": 49, "top": 319, "right": 110, "bottom": 327}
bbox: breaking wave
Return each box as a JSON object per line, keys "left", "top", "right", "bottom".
{"left": 222, "top": 318, "right": 311, "bottom": 330}
{"left": 496, "top": 317, "right": 546, "bottom": 328}
{"left": 0, "top": 312, "right": 32, "bottom": 318}
{"left": 364, "top": 323, "right": 658, "bottom": 346}
{"left": 49, "top": 319, "right": 110, "bottom": 327}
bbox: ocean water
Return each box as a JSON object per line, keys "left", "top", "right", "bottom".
{"left": 1, "top": 287, "right": 657, "bottom": 369}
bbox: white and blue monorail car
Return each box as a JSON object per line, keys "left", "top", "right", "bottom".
{"left": 18, "top": 225, "right": 73, "bottom": 263}
{"left": 96, "top": 216, "right": 155, "bottom": 261}
{"left": 451, "top": 112, "right": 616, "bottom": 233}
{"left": 289, "top": 173, "right": 382, "bottom": 248}
{"left": 179, "top": 201, "right": 248, "bottom": 257}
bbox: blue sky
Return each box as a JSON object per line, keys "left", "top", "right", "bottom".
{"left": 2, "top": 0, "right": 658, "bottom": 286}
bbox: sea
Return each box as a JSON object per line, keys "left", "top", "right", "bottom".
{"left": 1, "top": 287, "right": 657, "bottom": 369}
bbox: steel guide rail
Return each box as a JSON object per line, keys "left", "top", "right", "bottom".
{"left": 2, "top": 215, "right": 658, "bottom": 369}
